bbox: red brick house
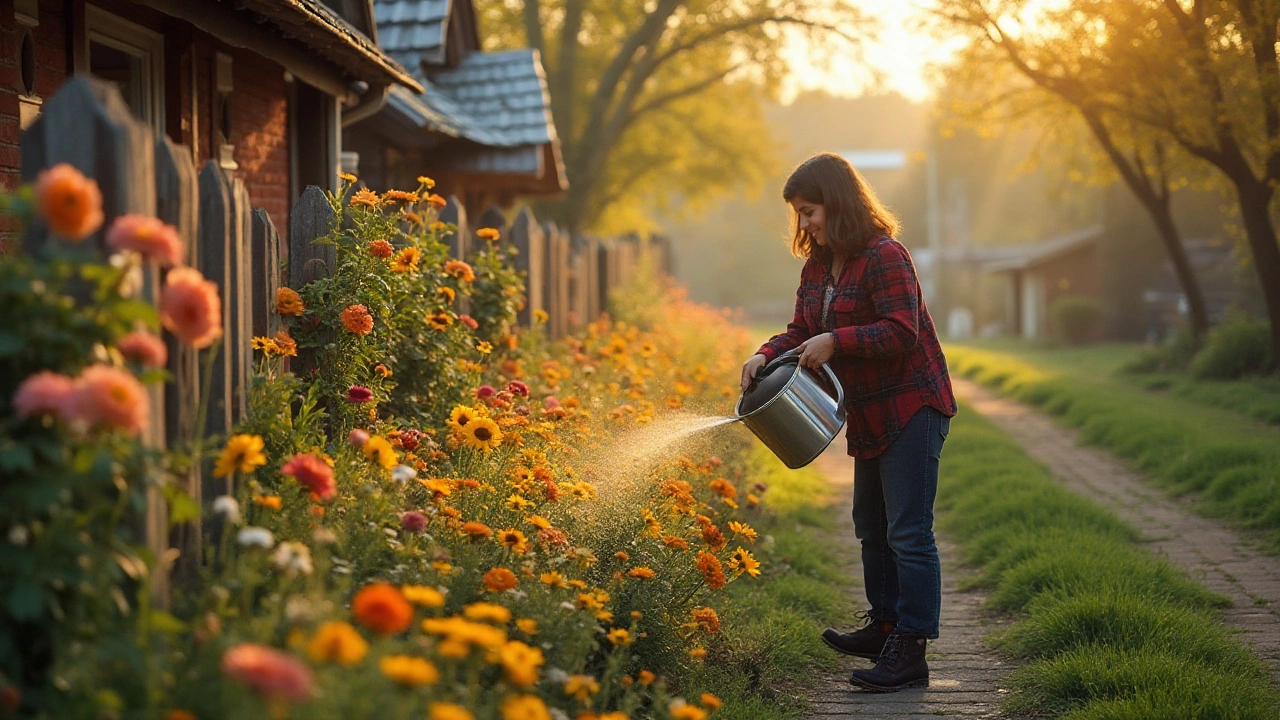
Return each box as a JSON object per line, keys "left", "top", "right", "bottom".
{"left": 1, "top": 0, "right": 422, "bottom": 237}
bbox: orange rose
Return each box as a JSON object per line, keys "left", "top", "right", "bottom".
{"left": 351, "top": 583, "right": 413, "bottom": 635}
{"left": 160, "top": 267, "right": 223, "bottom": 348}
{"left": 35, "top": 163, "right": 103, "bottom": 240}
{"left": 341, "top": 304, "right": 374, "bottom": 335}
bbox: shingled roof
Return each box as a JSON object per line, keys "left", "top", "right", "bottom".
{"left": 376, "top": 0, "right": 452, "bottom": 69}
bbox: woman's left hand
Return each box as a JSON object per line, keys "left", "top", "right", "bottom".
{"left": 797, "top": 333, "right": 836, "bottom": 369}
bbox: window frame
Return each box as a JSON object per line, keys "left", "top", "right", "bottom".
{"left": 85, "top": 4, "right": 165, "bottom": 135}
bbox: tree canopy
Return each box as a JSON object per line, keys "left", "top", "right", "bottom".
{"left": 478, "top": 0, "right": 869, "bottom": 234}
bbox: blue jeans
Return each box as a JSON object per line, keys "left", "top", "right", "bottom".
{"left": 852, "top": 406, "right": 949, "bottom": 638}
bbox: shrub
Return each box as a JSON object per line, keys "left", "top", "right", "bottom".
{"left": 1051, "top": 295, "right": 1103, "bottom": 345}
{"left": 1189, "top": 314, "right": 1274, "bottom": 379}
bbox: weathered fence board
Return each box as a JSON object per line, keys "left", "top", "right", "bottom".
{"left": 440, "top": 195, "right": 469, "bottom": 260}
{"left": 510, "top": 207, "right": 544, "bottom": 326}
{"left": 251, "top": 209, "right": 282, "bottom": 339}
{"left": 197, "top": 162, "right": 235, "bottom": 498}
{"left": 289, "top": 186, "right": 337, "bottom": 288}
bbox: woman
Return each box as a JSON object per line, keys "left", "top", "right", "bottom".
{"left": 741, "top": 152, "right": 957, "bottom": 692}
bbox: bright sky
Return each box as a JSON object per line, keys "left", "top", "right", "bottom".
{"left": 781, "top": 0, "right": 965, "bottom": 104}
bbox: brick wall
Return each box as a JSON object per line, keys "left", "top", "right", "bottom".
{"left": 226, "top": 48, "right": 291, "bottom": 240}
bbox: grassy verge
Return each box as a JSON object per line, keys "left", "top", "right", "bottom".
{"left": 946, "top": 343, "right": 1280, "bottom": 551}
{"left": 1127, "top": 371, "right": 1280, "bottom": 426}
{"left": 693, "top": 444, "right": 850, "bottom": 719}
{"left": 938, "top": 403, "right": 1280, "bottom": 718}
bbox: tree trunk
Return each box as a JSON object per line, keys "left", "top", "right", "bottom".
{"left": 1147, "top": 198, "right": 1210, "bottom": 341}
{"left": 1230, "top": 175, "right": 1280, "bottom": 359}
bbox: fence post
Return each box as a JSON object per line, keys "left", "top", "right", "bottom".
{"left": 475, "top": 205, "right": 506, "bottom": 252}
{"left": 226, "top": 176, "right": 253, "bottom": 423}
{"left": 196, "top": 162, "right": 235, "bottom": 499}
{"left": 155, "top": 137, "right": 202, "bottom": 586}
{"left": 289, "top": 186, "right": 337, "bottom": 375}
{"left": 542, "top": 221, "right": 568, "bottom": 339}
{"left": 509, "top": 207, "right": 544, "bottom": 327}
{"left": 251, "top": 209, "right": 282, "bottom": 339}
{"left": 440, "top": 195, "right": 470, "bottom": 260}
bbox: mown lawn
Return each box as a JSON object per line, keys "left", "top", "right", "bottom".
{"left": 945, "top": 340, "right": 1280, "bottom": 552}
{"left": 707, "top": 444, "right": 851, "bottom": 719}
{"left": 937, "top": 402, "right": 1280, "bottom": 718}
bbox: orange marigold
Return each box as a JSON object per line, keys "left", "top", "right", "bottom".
{"left": 277, "top": 287, "right": 304, "bottom": 316}
{"left": 392, "top": 247, "right": 421, "bottom": 273}
{"left": 477, "top": 227, "right": 500, "bottom": 242}
{"left": 627, "top": 567, "right": 656, "bottom": 580}
{"left": 461, "top": 521, "right": 493, "bottom": 540}
{"left": 691, "top": 607, "right": 720, "bottom": 634}
{"left": 382, "top": 189, "right": 419, "bottom": 204}
{"left": 695, "top": 552, "right": 726, "bottom": 590}
{"left": 351, "top": 583, "right": 413, "bottom": 635}
{"left": 701, "top": 524, "right": 727, "bottom": 552}
{"left": 35, "top": 163, "right": 103, "bottom": 240}
{"left": 709, "top": 478, "right": 737, "bottom": 500}
{"left": 341, "top": 304, "right": 374, "bottom": 335}
{"left": 482, "top": 567, "right": 518, "bottom": 592}
{"left": 350, "top": 188, "right": 381, "bottom": 207}
{"left": 443, "top": 260, "right": 475, "bottom": 283}
{"left": 369, "top": 239, "right": 394, "bottom": 258}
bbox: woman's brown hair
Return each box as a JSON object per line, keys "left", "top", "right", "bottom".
{"left": 782, "top": 152, "right": 901, "bottom": 261}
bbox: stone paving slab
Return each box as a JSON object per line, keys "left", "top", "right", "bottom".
{"left": 953, "top": 377, "right": 1280, "bottom": 685}
{"left": 802, "top": 446, "right": 1011, "bottom": 718}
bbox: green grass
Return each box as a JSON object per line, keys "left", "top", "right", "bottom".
{"left": 946, "top": 342, "right": 1280, "bottom": 551}
{"left": 1128, "top": 371, "right": 1280, "bottom": 426}
{"left": 689, "top": 444, "right": 850, "bottom": 719}
{"left": 938, "top": 402, "right": 1280, "bottom": 718}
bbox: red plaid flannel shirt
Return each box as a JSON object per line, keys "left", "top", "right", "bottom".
{"left": 757, "top": 236, "right": 957, "bottom": 459}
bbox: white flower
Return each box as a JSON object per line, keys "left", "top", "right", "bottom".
{"left": 236, "top": 526, "right": 274, "bottom": 548}
{"left": 545, "top": 667, "right": 570, "bottom": 684}
{"left": 213, "top": 496, "right": 242, "bottom": 525}
{"left": 549, "top": 710, "right": 570, "bottom": 720}
{"left": 271, "top": 541, "right": 314, "bottom": 575}
{"left": 391, "top": 464, "right": 417, "bottom": 484}
{"left": 8, "top": 525, "right": 29, "bottom": 546}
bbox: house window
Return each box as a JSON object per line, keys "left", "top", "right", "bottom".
{"left": 86, "top": 5, "right": 164, "bottom": 134}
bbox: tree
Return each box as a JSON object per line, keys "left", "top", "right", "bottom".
{"left": 478, "top": 0, "right": 869, "bottom": 234}
{"left": 932, "top": 0, "right": 1212, "bottom": 342}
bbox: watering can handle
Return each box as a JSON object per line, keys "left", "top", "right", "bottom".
{"left": 762, "top": 348, "right": 845, "bottom": 409}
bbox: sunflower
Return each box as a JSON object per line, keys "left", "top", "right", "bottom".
{"left": 727, "top": 546, "right": 761, "bottom": 577}
{"left": 497, "top": 528, "right": 529, "bottom": 554}
{"left": 448, "top": 405, "right": 482, "bottom": 431}
{"left": 213, "top": 434, "right": 266, "bottom": 478}
{"left": 460, "top": 417, "right": 503, "bottom": 452}
{"left": 392, "top": 247, "right": 422, "bottom": 273}
{"left": 427, "top": 310, "right": 452, "bottom": 331}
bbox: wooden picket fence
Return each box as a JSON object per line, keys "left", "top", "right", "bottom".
{"left": 18, "top": 75, "right": 671, "bottom": 596}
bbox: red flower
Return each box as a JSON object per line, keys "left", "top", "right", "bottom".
{"left": 347, "top": 385, "right": 373, "bottom": 403}
{"left": 507, "top": 380, "right": 530, "bottom": 397}
{"left": 475, "top": 385, "right": 496, "bottom": 399}
{"left": 458, "top": 314, "right": 479, "bottom": 331}
{"left": 281, "top": 453, "right": 336, "bottom": 501}
{"left": 401, "top": 511, "right": 428, "bottom": 533}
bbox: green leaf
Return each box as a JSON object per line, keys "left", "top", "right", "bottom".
{"left": 112, "top": 300, "right": 159, "bottom": 328}
{"left": 164, "top": 484, "right": 201, "bottom": 525}
{"left": 147, "top": 609, "right": 188, "bottom": 634}
{"left": 7, "top": 582, "right": 45, "bottom": 621}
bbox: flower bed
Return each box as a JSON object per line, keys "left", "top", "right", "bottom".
{"left": 0, "top": 168, "right": 780, "bottom": 720}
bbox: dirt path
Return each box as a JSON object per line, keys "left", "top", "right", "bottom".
{"left": 953, "top": 377, "right": 1280, "bottom": 685}
{"left": 803, "top": 444, "right": 1009, "bottom": 719}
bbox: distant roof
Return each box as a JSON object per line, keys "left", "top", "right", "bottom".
{"left": 236, "top": 0, "right": 423, "bottom": 91}
{"left": 381, "top": 49, "right": 565, "bottom": 185}
{"left": 979, "top": 226, "right": 1104, "bottom": 273}
{"left": 376, "top": 0, "right": 452, "bottom": 68}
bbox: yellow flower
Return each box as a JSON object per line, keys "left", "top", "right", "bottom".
{"left": 671, "top": 703, "right": 706, "bottom": 720}
{"left": 516, "top": 618, "right": 538, "bottom": 635}
{"left": 506, "top": 494, "right": 535, "bottom": 511}
{"left": 464, "top": 601, "right": 512, "bottom": 624}
{"left": 746, "top": 492, "right": 760, "bottom": 508}
{"left": 213, "top": 434, "right": 266, "bottom": 478}
{"left": 252, "top": 495, "right": 282, "bottom": 510}
{"left": 401, "top": 585, "right": 446, "bottom": 607}
{"left": 533, "top": 309, "right": 549, "bottom": 324}
{"left": 363, "top": 435, "right": 398, "bottom": 469}
{"left": 477, "top": 340, "right": 493, "bottom": 355}
{"left": 438, "top": 286, "right": 457, "bottom": 303}
{"left": 497, "top": 528, "right": 529, "bottom": 554}
{"left": 728, "top": 546, "right": 761, "bottom": 577}
{"left": 627, "top": 566, "right": 656, "bottom": 579}
{"left": 380, "top": 655, "right": 439, "bottom": 686}
{"left": 350, "top": 187, "right": 382, "bottom": 207}
{"left": 382, "top": 189, "right": 420, "bottom": 204}
{"left": 461, "top": 417, "right": 503, "bottom": 452}
{"left": 429, "top": 703, "right": 474, "bottom": 720}
{"left": 339, "top": 172, "right": 357, "bottom": 183}
{"left": 701, "top": 693, "right": 722, "bottom": 710}
{"left": 539, "top": 571, "right": 569, "bottom": 589}
{"left": 417, "top": 175, "right": 436, "bottom": 189}
{"left": 448, "top": 404, "right": 481, "bottom": 431}
{"left": 689, "top": 646, "right": 707, "bottom": 660}
{"left": 564, "top": 674, "right": 599, "bottom": 701}
{"left": 428, "top": 310, "right": 453, "bottom": 331}
{"left": 500, "top": 695, "right": 550, "bottom": 720}
{"left": 638, "top": 670, "right": 656, "bottom": 685}
{"left": 727, "top": 521, "right": 758, "bottom": 542}
{"left": 606, "top": 628, "right": 632, "bottom": 646}
{"left": 432, "top": 560, "right": 454, "bottom": 574}
{"left": 496, "top": 640, "right": 544, "bottom": 687}
{"left": 477, "top": 227, "right": 501, "bottom": 242}
{"left": 392, "top": 246, "right": 422, "bottom": 273}
{"left": 306, "top": 621, "right": 368, "bottom": 666}
{"left": 527, "top": 514, "right": 552, "bottom": 530}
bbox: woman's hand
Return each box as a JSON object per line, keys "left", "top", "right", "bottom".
{"left": 797, "top": 333, "right": 836, "bottom": 369}
{"left": 740, "top": 354, "right": 768, "bottom": 392}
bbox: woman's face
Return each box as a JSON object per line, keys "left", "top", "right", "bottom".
{"left": 789, "top": 198, "right": 827, "bottom": 246}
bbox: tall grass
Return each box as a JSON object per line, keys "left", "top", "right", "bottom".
{"left": 937, "top": 405, "right": 1279, "bottom": 718}
{"left": 947, "top": 344, "right": 1280, "bottom": 551}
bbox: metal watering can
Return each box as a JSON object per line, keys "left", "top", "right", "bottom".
{"left": 734, "top": 349, "right": 846, "bottom": 469}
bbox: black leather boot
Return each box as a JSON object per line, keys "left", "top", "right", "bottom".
{"left": 820, "top": 614, "right": 895, "bottom": 660}
{"left": 848, "top": 632, "right": 929, "bottom": 692}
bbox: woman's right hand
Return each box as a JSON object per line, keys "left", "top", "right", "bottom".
{"left": 740, "top": 354, "right": 768, "bottom": 392}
